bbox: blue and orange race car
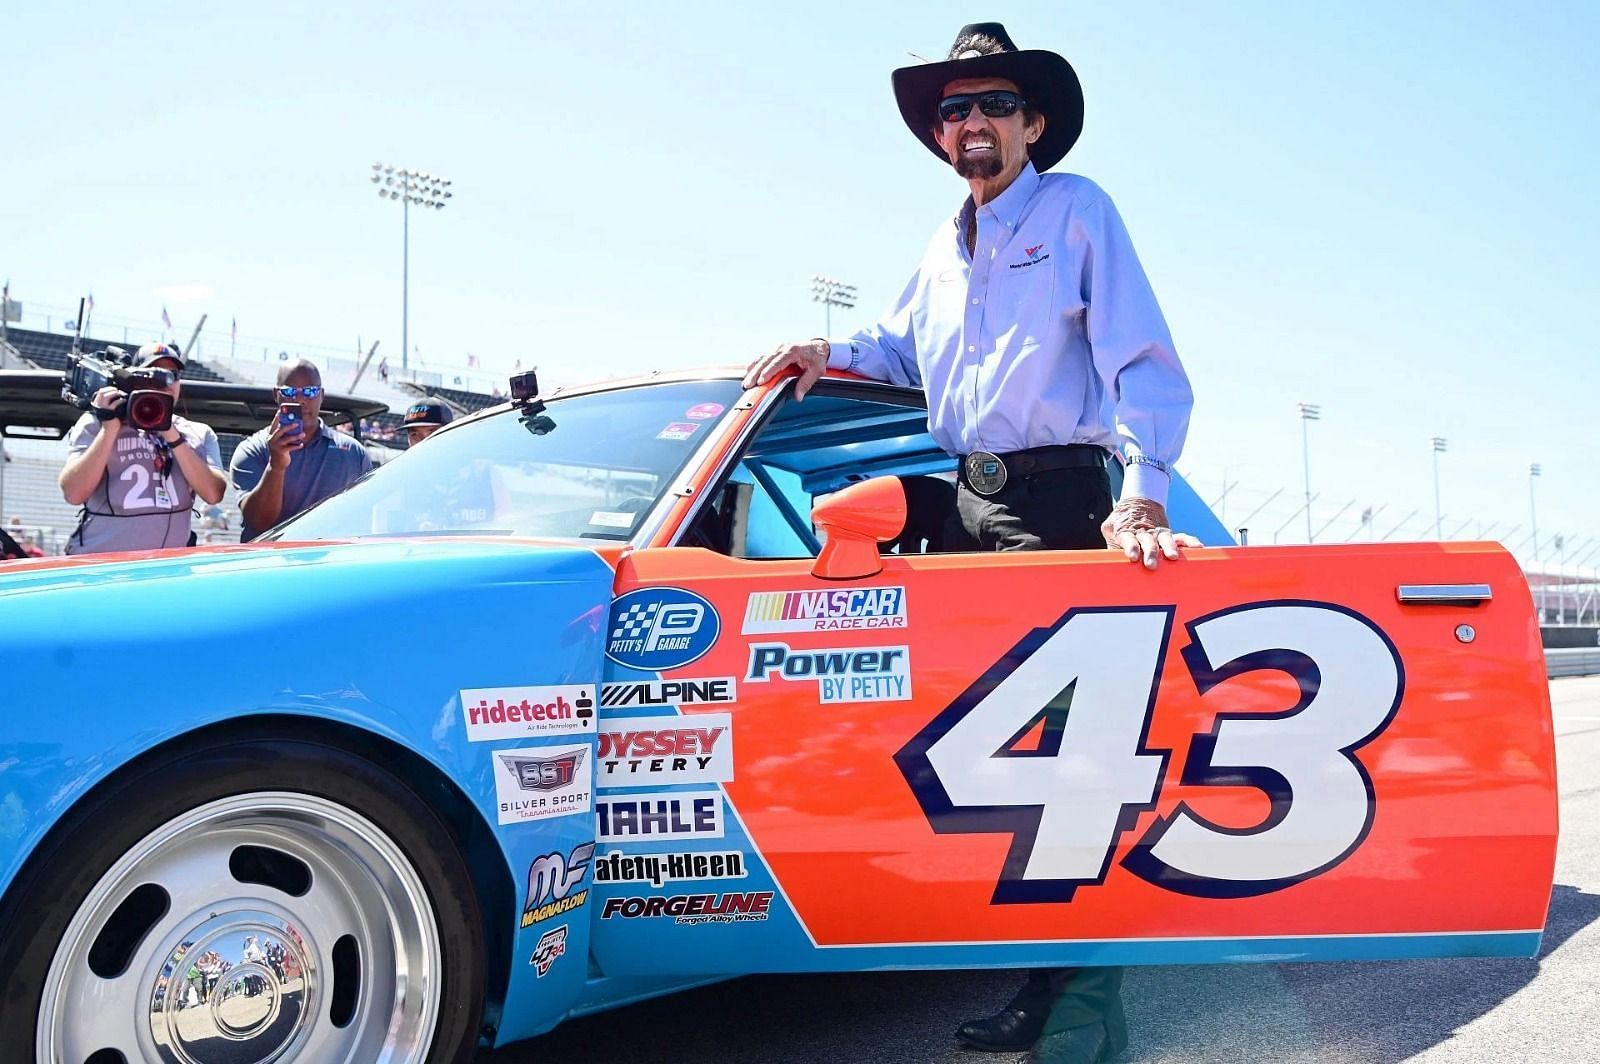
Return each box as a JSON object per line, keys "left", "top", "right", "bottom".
{"left": 0, "top": 368, "right": 1556, "bottom": 1062}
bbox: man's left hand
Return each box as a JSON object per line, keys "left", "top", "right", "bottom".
{"left": 1102, "top": 498, "right": 1201, "bottom": 569}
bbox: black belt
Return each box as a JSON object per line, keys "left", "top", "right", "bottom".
{"left": 959, "top": 444, "right": 1107, "bottom": 496}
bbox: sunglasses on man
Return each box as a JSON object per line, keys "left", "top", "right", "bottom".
{"left": 276, "top": 386, "right": 324, "bottom": 399}
{"left": 938, "top": 90, "right": 1027, "bottom": 124}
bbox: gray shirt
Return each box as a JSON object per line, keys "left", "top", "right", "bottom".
{"left": 65, "top": 413, "right": 224, "bottom": 555}
{"left": 231, "top": 422, "right": 372, "bottom": 541}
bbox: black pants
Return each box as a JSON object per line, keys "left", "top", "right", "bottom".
{"left": 948, "top": 464, "right": 1112, "bottom": 551}
{"left": 910, "top": 465, "right": 1122, "bottom": 1031}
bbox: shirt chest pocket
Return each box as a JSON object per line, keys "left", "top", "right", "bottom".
{"left": 984, "top": 242, "right": 1057, "bottom": 349}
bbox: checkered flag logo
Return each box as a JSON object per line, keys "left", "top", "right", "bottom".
{"left": 612, "top": 602, "right": 661, "bottom": 641}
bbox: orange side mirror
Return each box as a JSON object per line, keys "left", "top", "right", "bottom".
{"left": 810, "top": 476, "right": 907, "bottom": 580}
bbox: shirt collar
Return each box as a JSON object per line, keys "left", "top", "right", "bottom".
{"left": 953, "top": 161, "right": 1041, "bottom": 232}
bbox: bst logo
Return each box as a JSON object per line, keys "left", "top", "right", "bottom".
{"left": 492, "top": 743, "right": 592, "bottom": 826}
{"left": 500, "top": 749, "right": 586, "bottom": 791}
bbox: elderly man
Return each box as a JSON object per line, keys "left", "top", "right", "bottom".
{"left": 59, "top": 341, "right": 226, "bottom": 554}
{"left": 231, "top": 359, "right": 371, "bottom": 540}
{"left": 745, "top": 21, "right": 1196, "bottom": 1063}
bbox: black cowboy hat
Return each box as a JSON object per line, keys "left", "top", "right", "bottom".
{"left": 892, "top": 22, "right": 1083, "bottom": 173}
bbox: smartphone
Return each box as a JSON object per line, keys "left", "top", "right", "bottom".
{"left": 278, "top": 402, "right": 303, "bottom": 431}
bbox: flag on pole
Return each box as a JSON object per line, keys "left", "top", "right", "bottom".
{"left": 87, "top": 293, "right": 95, "bottom": 313}
{"left": 467, "top": 353, "right": 479, "bottom": 368}
{"left": 232, "top": 317, "right": 238, "bottom": 341}
{"left": 161, "top": 306, "right": 172, "bottom": 329}
{"left": 379, "top": 356, "right": 389, "bottom": 381}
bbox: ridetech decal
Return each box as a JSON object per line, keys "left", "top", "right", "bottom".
{"left": 742, "top": 586, "right": 908, "bottom": 634}
{"left": 745, "top": 643, "right": 911, "bottom": 703}
{"left": 598, "top": 713, "right": 733, "bottom": 786}
{"left": 492, "top": 744, "right": 593, "bottom": 826}
{"left": 596, "top": 790, "right": 724, "bottom": 842}
{"left": 592, "top": 850, "right": 747, "bottom": 888}
{"left": 607, "top": 587, "right": 721, "bottom": 671}
{"left": 600, "top": 892, "right": 774, "bottom": 925}
{"left": 460, "top": 684, "right": 595, "bottom": 741}
{"left": 530, "top": 924, "right": 568, "bottom": 976}
{"left": 600, "top": 676, "right": 737, "bottom": 708}
{"left": 521, "top": 842, "right": 594, "bottom": 928}
{"left": 894, "top": 602, "right": 1403, "bottom": 904}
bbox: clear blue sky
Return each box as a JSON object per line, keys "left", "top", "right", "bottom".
{"left": 5, "top": 2, "right": 1597, "bottom": 554}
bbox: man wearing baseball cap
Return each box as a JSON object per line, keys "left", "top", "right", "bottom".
{"left": 401, "top": 398, "right": 454, "bottom": 446}
{"left": 59, "top": 341, "right": 227, "bottom": 554}
{"left": 745, "top": 21, "right": 1197, "bottom": 1063}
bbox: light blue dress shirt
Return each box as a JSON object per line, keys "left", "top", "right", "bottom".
{"left": 826, "top": 163, "right": 1193, "bottom": 505}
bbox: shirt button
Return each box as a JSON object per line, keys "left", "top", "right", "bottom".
{"left": 967, "top": 345, "right": 976, "bottom": 353}
{"left": 971, "top": 298, "right": 980, "bottom": 305}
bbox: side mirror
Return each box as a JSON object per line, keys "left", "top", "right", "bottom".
{"left": 809, "top": 476, "right": 906, "bottom": 580}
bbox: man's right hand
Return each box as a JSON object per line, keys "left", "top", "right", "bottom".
{"left": 266, "top": 418, "right": 305, "bottom": 471}
{"left": 743, "top": 340, "right": 829, "bottom": 400}
{"left": 90, "top": 386, "right": 126, "bottom": 428}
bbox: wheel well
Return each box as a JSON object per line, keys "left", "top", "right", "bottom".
{"left": 36, "top": 714, "right": 515, "bottom": 1029}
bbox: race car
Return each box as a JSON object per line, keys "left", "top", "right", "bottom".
{"left": 0, "top": 367, "right": 1557, "bottom": 1063}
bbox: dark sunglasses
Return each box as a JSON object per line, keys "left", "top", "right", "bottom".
{"left": 276, "top": 386, "right": 323, "bottom": 399}
{"left": 938, "top": 90, "right": 1027, "bottom": 123}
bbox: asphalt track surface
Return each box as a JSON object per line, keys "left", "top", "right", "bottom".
{"left": 483, "top": 675, "right": 1600, "bottom": 1064}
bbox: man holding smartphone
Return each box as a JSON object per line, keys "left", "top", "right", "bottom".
{"left": 231, "top": 359, "right": 371, "bottom": 540}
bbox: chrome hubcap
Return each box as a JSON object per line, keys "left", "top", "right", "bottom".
{"left": 149, "top": 912, "right": 313, "bottom": 1062}
{"left": 39, "top": 792, "right": 442, "bottom": 1063}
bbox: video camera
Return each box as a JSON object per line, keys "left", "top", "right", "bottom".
{"left": 62, "top": 347, "right": 176, "bottom": 433}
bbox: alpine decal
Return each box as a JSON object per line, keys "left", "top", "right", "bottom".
{"left": 600, "top": 676, "right": 736, "bottom": 707}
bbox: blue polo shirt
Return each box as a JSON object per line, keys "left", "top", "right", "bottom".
{"left": 231, "top": 423, "right": 372, "bottom": 540}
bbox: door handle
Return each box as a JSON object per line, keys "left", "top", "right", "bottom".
{"left": 1395, "top": 583, "right": 1493, "bottom": 604}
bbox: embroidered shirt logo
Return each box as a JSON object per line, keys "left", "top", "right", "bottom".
{"left": 1008, "top": 243, "right": 1051, "bottom": 270}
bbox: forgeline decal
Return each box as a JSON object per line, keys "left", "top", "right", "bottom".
{"left": 601, "top": 892, "right": 774, "bottom": 925}
{"left": 598, "top": 713, "right": 733, "bottom": 787}
{"left": 596, "top": 791, "right": 724, "bottom": 842}
{"left": 460, "top": 684, "right": 595, "bottom": 741}
{"left": 600, "top": 676, "right": 737, "bottom": 707}
{"left": 745, "top": 643, "right": 912, "bottom": 703}
{"left": 493, "top": 744, "right": 592, "bottom": 826}
{"left": 592, "top": 850, "right": 747, "bottom": 888}
{"left": 606, "top": 587, "right": 722, "bottom": 671}
{"left": 742, "top": 586, "right": 908, "bottom": 634}
{"left": 521, "top": 842, "right": 594, "bottom": 928}
{"left": 529, "top": 924, "right": 568, "bottom": 976}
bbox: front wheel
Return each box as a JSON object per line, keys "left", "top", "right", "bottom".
{"left": 0, "top": 737, "right": 486, "bottom": 1063}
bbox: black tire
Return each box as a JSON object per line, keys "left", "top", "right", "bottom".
{"left": 0, "top": 734, "right": 487, "bottom": 1063}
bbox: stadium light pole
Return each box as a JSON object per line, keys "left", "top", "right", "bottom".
{"left": 811, "top": 275, "right": 856, "bottom": 336}
{"left": 1529, "top": 463, "right": 1542, "bottom": 621}
{"left": 1430, "top": 437, "right": 1447, "bottom": 539}
{"left": 1298, "top": 403, "right": 1320, "bottom": 542}
{"left": 371, "top": 162, "right": 453, "bottom": 373}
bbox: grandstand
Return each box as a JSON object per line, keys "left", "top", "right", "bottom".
{"left": 3, "top": 326, "right": 235, "bottom": 383}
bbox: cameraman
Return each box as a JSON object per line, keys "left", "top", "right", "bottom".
{"left": 59, "top": 342, "right": 227, "bottom": 555}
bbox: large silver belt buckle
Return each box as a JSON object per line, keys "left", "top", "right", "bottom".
{"left": 965, "top": 451, "right": 1007, "bottom": 496}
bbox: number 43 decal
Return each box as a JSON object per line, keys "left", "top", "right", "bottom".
{"left": 894, "top": 602, "right": 1404, "bottom": 903}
